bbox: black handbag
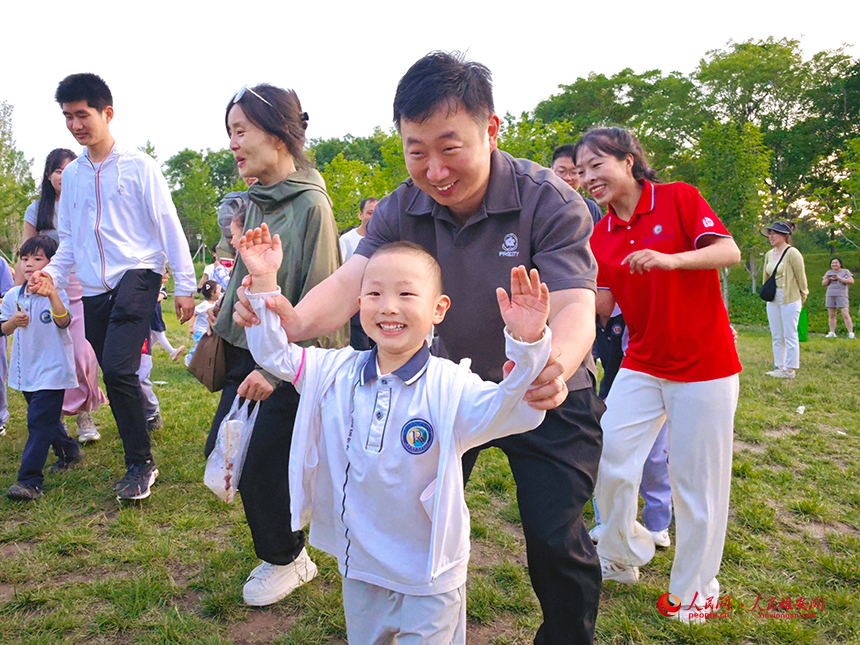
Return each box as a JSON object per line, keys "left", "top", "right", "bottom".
{"left": 759, "top": 249, "right": 788, "bottom": 302}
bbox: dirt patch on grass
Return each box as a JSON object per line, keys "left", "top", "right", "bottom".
{"left": 764, "top": 426, "right": 801, "bottom": 439}
{"left": 467, "top": 617, "right": 519, "bottom": 645}
{"left": 733, "top": 440, "right": 767, "bottom": 454}
{"left": 0, "top": 541, "right": 35, "bottom": 558}
{"left": 0, "top": 583, "right": 17, "bottom": 603}
{"left": 230, "top": 608, "right": 298, "bottom": 644}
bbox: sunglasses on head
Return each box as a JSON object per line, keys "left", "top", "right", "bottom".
{"left": 232, "top": 85, "right": 273, "bottom": 108}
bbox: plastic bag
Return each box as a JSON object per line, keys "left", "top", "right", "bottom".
{"left": 204, "top": 395, "right": 259, "bottom": 503}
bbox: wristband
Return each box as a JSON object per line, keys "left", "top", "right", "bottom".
{"left": 51, "top": 310, "right": 69, "bottom": 318}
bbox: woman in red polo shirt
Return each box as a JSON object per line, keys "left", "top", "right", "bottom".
{"left": 574, "top": 127, "right": 742, "bottom": 623}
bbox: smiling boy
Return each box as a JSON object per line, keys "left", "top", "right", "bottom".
{"left": 239, "top": 223, "right": 551, "bottom": 644}
{"left": 28, "top": 73, "right": 196, "bottom": 500}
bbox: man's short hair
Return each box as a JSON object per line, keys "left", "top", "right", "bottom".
{"left": 55, "top": 73, "right": 113, "bottom": 112}
{"left": 368, "top": 242, "right": 444, "bottom": 295}
{"left": 552, "top": 144, "right": 577, "bottom": 164}
{"left": 393, "top": 51, "right": 494, "bottom": 129}
{"left": 359, "top": 197, "right": 379, "bottom": 212}
{"left": 20, "top": 235, "right": 59, "bottom": 260}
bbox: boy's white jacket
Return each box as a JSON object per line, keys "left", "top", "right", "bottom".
{"left": 44, "top": 144, "right": 196, "bottom": 297}
{"left": 245, "top": 290, "right": 551, "bottom": 586}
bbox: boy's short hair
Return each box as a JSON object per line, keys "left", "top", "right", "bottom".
{"left": 552, "top": 144, "right": 576, "bottom": 164}
{"left": 20, "top": 235, "right": 59, "bottom": 260}
{"left": 55, "top": 73, "right": 113, "bottom": 112}
{"left": 393, "top": 51, "right": 494, "bottom": 130}
{"left": 368, "top": 242, "right": 443, "bottom": 295}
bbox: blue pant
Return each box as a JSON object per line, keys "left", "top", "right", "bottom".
{"left": 18, "top": 390, "right": 79, "bottom": 488}
{"left": 593, "top": 421, "right": 672, "bottom": 532}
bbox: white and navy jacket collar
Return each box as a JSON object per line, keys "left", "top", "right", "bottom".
{"left": 360, "top": 343, "right": 431, "bottom": 386}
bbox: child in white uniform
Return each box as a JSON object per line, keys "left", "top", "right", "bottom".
{"left": 185, "top": 280, "right": 222, "bottom": 367}
{"left": 2, "top": 236, "right": 79, "bottom": 500}
{"left": 240, "top": 224, "right": 551, "bottom": 645}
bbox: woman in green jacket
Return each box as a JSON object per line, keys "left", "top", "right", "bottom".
{"left": 761, "top": 221, "right": 808, "bottom": 378}
{"left": 205, "top": 84, "right": 347, "bottom": 607}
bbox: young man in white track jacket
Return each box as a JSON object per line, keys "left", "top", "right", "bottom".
{"left": 29, "top": 73, "right": 196, "bottom": 501}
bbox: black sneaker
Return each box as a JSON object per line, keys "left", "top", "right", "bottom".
{"left": 7, "top": 482, "right": 43, "bottom": 500}
{"left": 48, "top": 450, "right": 84, "bottom": 473}
{"left": 114, "top": 461, "right": 159, "bottom": 500}
{"left": 0, "top": 423, "right": 6, "bottom": 437}
{"left": 146, "top": 414, "right": 163, "bottom": 432}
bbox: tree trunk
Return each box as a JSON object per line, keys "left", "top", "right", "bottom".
{"left": 721, "top": 267, "right": 730, "bottom": 313}
{"left": 745, "top": 254, "right": 759, "bottom": 293}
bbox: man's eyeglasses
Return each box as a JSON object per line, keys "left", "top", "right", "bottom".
{"left": 232, "top": 85, "right": 273, "bottom": 108}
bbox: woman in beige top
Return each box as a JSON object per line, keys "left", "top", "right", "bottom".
{"left": 761, "top": 222, "right": 808, "bottom": 379}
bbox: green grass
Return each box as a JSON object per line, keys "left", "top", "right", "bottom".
{"left": 1, "top": 303, "right": 859, "bottom": 644}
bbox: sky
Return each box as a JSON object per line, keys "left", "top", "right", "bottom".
{"left": 2, "top": 0, "right": 858, "bottom": 181}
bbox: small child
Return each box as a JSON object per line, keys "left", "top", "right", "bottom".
{"left": 1, "top": 236, "right": 80, "bottom": 500}
{"left": 151, "top": 271, "right": 186, "bottom": 362}
{"left": 138, "top": 337, "right": 161, "bottom": 432}
{"left": 185, "top": 280, "right": 222, "bottom": 367}
{"left": 240, "top": 224, "right": 551, "bottom": 645}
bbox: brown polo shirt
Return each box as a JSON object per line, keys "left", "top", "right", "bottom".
{"left": 355, "top": 149, "right": 597, "bottom": 390}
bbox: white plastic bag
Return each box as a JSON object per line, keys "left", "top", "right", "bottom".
{"left": 204, "top": 395, "right": 260, "bottom": 503}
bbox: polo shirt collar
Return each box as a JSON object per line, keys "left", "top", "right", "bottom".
{"left": 605, "top": 180, "right": 656, "bottom": 231}
{"left": 404, "top": 149, "right": 522, "bottom": 223}
{"left": 359, "top": 343, "right": 431, "bottom": 386}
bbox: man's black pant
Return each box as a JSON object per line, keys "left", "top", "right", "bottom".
{"left": 82, "top": 269, "right": 161, "bottom": 465}
{"left": 205, "top": 341, "right": 305, "bottom": 565}
{"left": 462, "top": 385, "right": 605, "bottom": 645}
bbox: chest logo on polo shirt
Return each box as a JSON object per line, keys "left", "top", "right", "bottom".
{"left": 39, "top": 310, "right": 52, "bottom": 324}
{"left": 401, "top": 418, "right": 434, "bottom": 455}
{"left": 652, "top": 225, "right": 663, "bottom": 235}
{"left": 702, "top": 217, "right": 714, "bottom": 228}
{"left": 500, "top": 233, "right": 519, "bottom": 258}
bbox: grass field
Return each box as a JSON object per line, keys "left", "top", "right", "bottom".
{"left": 1, "top": 295, "right": 858, "bottom": 644}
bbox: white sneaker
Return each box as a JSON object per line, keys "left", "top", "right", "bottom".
{"left": 849, "top": 333, "right": 855, "bottom": 339}
{"left": 600, "top": 557, "right": 639, "bottom": 584}
{"left": 170, "top": 345, "right": 187, "bottom": 362}
{"left": 649, "top": 528, "right": 671, "bottom": 548}
{"left": 826, "top": 332, "right": 837, "bottom": 338}
{"left": 243, "top": 548, "right": 318, "bottom": 606}
{"left": 77, "top": 412, "right": 101, "bottom": 443}
{"left": 589, "top": 524, "right": 604, "bottom": 544}
{"left": 774, "top": 368, "right": 796, "bottom": 379}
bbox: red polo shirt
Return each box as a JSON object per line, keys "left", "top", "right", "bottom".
{"left": 590, "top": 180, "right": 741, "bottom": 382}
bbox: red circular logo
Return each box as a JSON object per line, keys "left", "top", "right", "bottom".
{"left": 657, "top": 593, "right": 681, "bottom": 617}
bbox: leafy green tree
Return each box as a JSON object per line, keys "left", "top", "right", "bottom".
{"left": 164, "top": 149, "right": 219, "bottom": 247}
{"left": 0, "top": 102, "right": 36, "bottom": 255}
{"left": 139, "top": 140, "right": 158, "bottom": 160}
{"left": 205, "top": 148, "right": 244, "bottom": 196}
{"left": 696, "top": 120, "right": 772, "bottom": 298}
{"left": 497, "top": 113, "right": 579, "bottom": 166}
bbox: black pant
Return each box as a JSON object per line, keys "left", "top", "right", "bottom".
{"left": 82, "top": 269, "right": 161, "bottom": 465}
{"left": 595, "top": 314, "right": 625, "bottom": 400}
{"left": 462, "top": 385, "right": 605, "bottom": 645}
{"left": 348, "top": 311, "right": 373, "bottom": 351}
{"left": 205, "top": 341, "right": 305, "bottom": 565}
{"left": 19, "top": 390, "right": 79, "bottom": 487}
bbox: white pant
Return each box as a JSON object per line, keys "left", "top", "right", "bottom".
{"left": 595, "top": 369, "right": 739, "bottom": 612}
{"left": 342, "top": 578, "right": 466, "bottom": 645}
{"left": 766, "top": 289, "right": 801, "bottom": 370}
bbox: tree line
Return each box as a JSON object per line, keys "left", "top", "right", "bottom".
{"left": 1, "top": 38, "right": 858, "bottom": 285}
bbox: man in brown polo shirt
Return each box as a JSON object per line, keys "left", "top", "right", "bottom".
{"left": 234, "top": 51, "right": 604, "bottom": 644}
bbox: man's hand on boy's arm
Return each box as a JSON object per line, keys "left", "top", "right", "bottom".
{"left": 496, "top": 266, "right": 550, "bottom": 344}
{"left": 238, "top": 224, "right": 281, "bottom": 293}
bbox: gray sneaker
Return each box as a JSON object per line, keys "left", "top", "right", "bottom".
{"left": 7, "top": 482, "right": 43, "bottom": 500}
{"left": 114, "top": 461, "right": 159, "bottom": 500}
{"left": 77, "top": 412, "right": 101, "bottom": 443}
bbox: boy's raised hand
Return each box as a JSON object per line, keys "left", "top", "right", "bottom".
{"left": 238, "top": 223, "right": 283, "bottom": 280}
{"left": 496, "top": 266, "right": 550, "bottom": 344}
